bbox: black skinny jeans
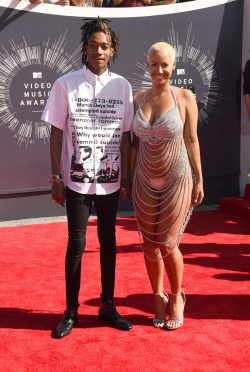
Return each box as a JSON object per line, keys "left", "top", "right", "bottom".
{"left": 65, "top": 186, "right": 120, "bottom": 308}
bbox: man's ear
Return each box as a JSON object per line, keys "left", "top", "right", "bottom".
{"left": 147, "top": 60, "right": 149, "bottom": 68}
{"left": 110, "top": 46, "right": 114, "bottom": 57}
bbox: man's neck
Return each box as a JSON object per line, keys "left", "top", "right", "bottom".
{"left": 87, "top": 62, "right": 107, "bottom": 76}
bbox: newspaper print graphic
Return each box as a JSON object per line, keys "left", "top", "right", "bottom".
{"left": 70, "top": 96, "right": 123, "bottom": 184}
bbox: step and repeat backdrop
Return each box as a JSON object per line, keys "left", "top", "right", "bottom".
{"left": 0, "top": 0, "right": 244, "bottom": 203}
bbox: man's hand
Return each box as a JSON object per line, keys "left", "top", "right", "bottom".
{"left": 120, "top": 176, "right": 132, "bottom": 200}
{"left": 52, "top": 181, "right": 66, "bottom": 207}
{"left": 50, "top": 125, "right": 64, "bottom": 205}
{"left": 120, "top": 131, "right": 132, "bottom": 201}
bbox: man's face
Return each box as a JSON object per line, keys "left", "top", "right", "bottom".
{"left": 85, "top": 32, "right": 114, "bottom": 71}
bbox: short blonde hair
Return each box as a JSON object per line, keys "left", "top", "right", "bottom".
{"left": 148, "top": 42, "right": 175, "bottom": 61}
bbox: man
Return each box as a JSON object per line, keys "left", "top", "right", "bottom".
{"left": 42, "top": 17, "right": 133, "bottom": 338}
{"left": 243, "top": 60, "right": 250, "bottom": 122}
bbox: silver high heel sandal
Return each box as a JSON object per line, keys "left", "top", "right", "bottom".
{"left": 166, "top": 289, "right": 186, "bottom": 331}
{"left": 153, "top": 289, "right": 169, "bottom": 328}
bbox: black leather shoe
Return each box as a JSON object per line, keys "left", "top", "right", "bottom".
{"left": 56, "top": 309, "right": 79, "bottom": 339}
{"left": 99, "top": 301, "right": 133, "bottom": 331}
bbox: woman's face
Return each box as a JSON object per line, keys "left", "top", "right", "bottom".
{"left": 85, "top": 32, "right": 114, "bottom": 72}
{"left": 147, "top": 49, "right": 176, "bottom": 85}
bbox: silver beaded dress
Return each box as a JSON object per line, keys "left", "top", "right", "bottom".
{"left": 132, "top": 87, "right": 196, "bottom": 260}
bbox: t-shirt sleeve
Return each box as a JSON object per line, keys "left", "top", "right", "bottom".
{"left": 243, "top": 60, "right": 250, "bottom": 95}
{"left": 123, "top": 82, "right": 134, "bottom": 132}
{"left": 41, "top": 79, "right": 68, "bottom": 130}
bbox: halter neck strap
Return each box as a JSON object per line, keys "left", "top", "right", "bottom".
{"left": 138, "top": 89, "right": 151, "bottom": 110}
{"left": 170, "top": 86, "right": 178, "bottom": 107}
{"left": 138, "top": 86, "right": 177, "bottom": 110}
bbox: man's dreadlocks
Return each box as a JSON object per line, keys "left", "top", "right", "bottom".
{"left": 80, "top": 17, "right": 120, "bottom": 74}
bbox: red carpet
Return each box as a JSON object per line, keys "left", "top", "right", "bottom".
{"left": 220, "top": 196, "right": 250, "bottom": 220}
{"left": 219, "top": 183, "right": 250, "bottom": 220}
{"left": 0, "top": 210, "right": 250, "bottom": 371}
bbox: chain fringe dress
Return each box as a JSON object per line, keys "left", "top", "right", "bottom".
{"left": 132, "top": 87, "right": 196, "bottom": 261}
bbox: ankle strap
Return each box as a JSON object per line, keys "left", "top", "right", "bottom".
{"left": 171, "top": 289, "right": 182, "bottom": 296}
{"left": 154, "top": 288, "right": 164, "bottom": 296}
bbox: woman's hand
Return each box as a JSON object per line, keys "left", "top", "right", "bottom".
{"left": 192, "top": 180, "right": 204, "bottom": 207}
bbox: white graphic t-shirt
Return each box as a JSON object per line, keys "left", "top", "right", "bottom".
{"left": 42, "top": 66, "right": 134, "bottom": 195}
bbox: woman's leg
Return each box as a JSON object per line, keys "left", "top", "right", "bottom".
{"left": 156, "top": 175, "right": 192, "bottom": 327}
{"left": 143, "top": 255, "right": 166, "bottom": 324}
{"left": 163, "top": 248, "right": 184, "bottom": 328}
{"left": 133, "top": 177, "right": 167, "bottom": 324}
{"left": 163, "top": 248, "right": 183, "bottom": 294}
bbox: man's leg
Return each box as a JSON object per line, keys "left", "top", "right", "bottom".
{"left": 65, "top": 187, "right": 92, "bottom": 308}
{"left": 94, "top": 189, "right": 132, "bottom": 330}
{"left": 94, "top": 189, "right": 120, "bottom": 303}
{"left": 56, "top": 187, "right": 91, "bottom": 339}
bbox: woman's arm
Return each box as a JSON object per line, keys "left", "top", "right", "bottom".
{"left": 183, "top": 89, "right": 204, "bottom": 207}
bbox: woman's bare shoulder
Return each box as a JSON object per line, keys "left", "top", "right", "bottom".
{"left": 134, "top": 90, "right": 148, "bottom": 111}
{"left": 171, "top": 86, "right": 195, "bottom": 102}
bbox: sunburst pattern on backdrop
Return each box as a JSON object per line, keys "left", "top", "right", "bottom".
{"left": 0, "top": 31, "right": 82, "bottom": 147}
{"left": 129, "top": 23, "right": 227, "bottom": 125}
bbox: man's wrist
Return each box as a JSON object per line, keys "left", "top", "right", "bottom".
{"left": 51, "top": 174, "right": 63, "bottom": 183}
{"left": 121, "top": 174, "right": 131, "bottom": 184}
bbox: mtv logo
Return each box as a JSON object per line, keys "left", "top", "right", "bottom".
{"left": 177, "top": 69, "right": 185, "bottom": 75}
{"left": 33, "top": 72, "right": 42, "bottom": 79}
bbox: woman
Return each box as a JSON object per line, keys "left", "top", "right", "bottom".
{"left": 131, "top": 42, "right": 203, "bottom": 330}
